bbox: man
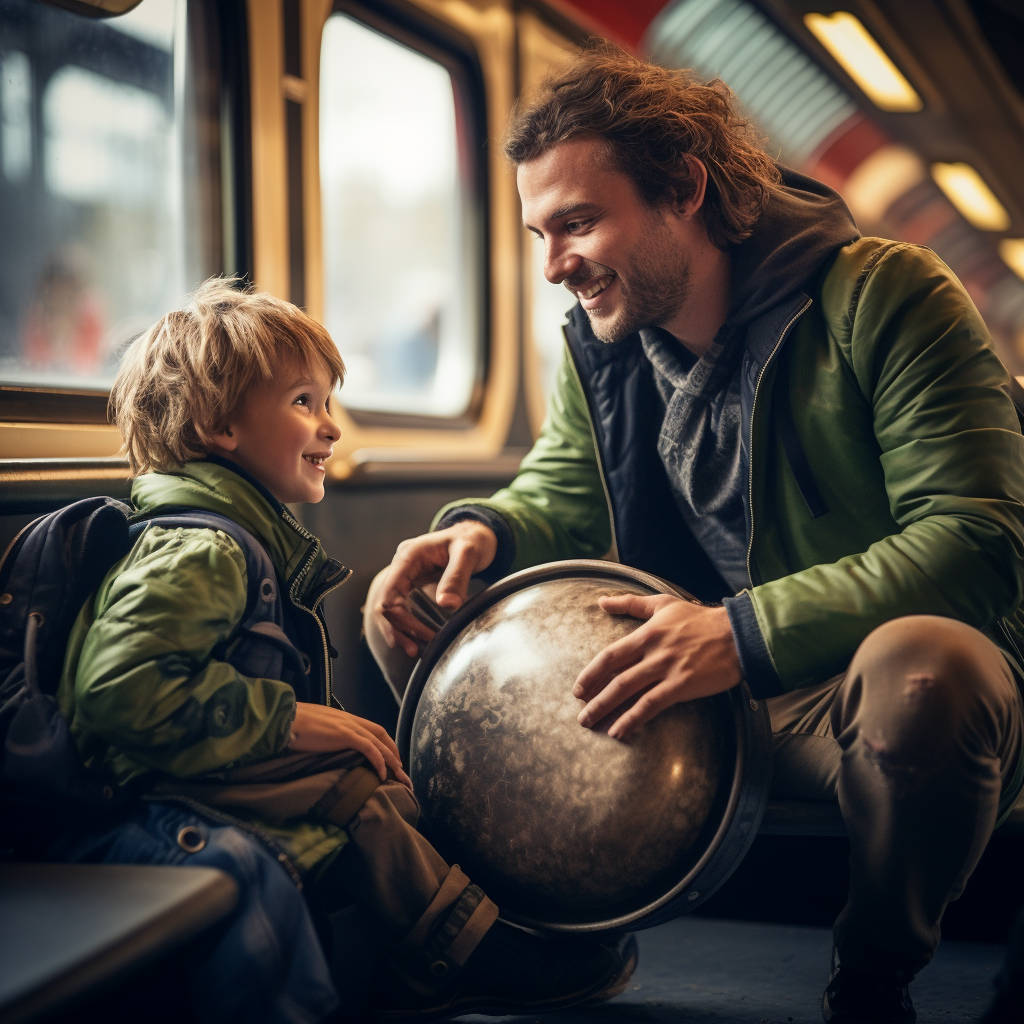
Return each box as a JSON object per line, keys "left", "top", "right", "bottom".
{"left": 368, "top": 45, "right": 1024, "bottom": 1024}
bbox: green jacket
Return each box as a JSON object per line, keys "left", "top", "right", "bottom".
{"left": 58, "top": 459, "right": 350, "bottom": 872}
{"left": 436, "top": 239, "right": 1024, "bottom": 697}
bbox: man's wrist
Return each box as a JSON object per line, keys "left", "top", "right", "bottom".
{"left": 722, "top": 592, "right": 784, "bottom": 698}
{"left": 434, "top": 506, "right": 515, "bottom": 582}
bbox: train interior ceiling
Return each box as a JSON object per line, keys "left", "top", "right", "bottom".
{"left": 2, "top": 0, "right": 1024, "bottom": 1015}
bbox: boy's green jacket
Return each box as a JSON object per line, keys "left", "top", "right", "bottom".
{"left": 436, "top": 238, "right": 1024, "bottom": 703}
{"left": 59, "top": 459, "right": 350, "bottom": 871}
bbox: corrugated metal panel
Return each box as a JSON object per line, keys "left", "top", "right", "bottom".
{"left": 647, "top": 0, "right": 857, "bottom": 163}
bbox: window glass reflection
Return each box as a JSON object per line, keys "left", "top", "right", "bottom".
{"left": 0, "top": 0, "right": 218, "bottom": 391}
{"left": 320, "top": 14, "right": 480, "bottom": 417}
{"left": 43, "top": 66, "right": 169, "bottom": 206}
{"left": 1, "top": 50, "right": 31, "bottom": 184}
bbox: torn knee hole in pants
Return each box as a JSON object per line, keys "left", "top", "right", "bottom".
{"left": 903, "top": 673, "right": 936, "bottom": 698}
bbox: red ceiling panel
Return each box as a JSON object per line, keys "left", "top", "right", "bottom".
{"left": 549, "top": 0, "right": 669, "bottom": 51}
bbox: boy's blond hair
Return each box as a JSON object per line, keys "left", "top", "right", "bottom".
{"left": 110, "top": 278, "right": 345, "bottom": 475}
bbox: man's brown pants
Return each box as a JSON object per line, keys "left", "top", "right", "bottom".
{"left": 366, "top": 578, "right": 1024, "bottom": 977}
{"left": 766, "top": 615, "right": 1022, "bottom": 975}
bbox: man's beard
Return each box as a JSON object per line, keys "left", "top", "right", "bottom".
{"left": 566, "top": 220, "right": 692, "bottom": 344}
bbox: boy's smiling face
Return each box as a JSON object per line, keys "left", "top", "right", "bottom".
{"left": 212, "top": 358, "right": 339, "bottom": 504}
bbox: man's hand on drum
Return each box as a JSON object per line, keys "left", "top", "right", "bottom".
{"left": 573, "top": 595, "right": 742, "bottom": 740}
{"left": 375, "top": 520, "right": 498, "bottom": 658}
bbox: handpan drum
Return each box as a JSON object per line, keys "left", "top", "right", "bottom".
{"left": 397, "top": 560, "right": 772, "bottom": 933}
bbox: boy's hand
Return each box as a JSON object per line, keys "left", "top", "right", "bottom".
{"left": 375, "top": 521, "right": 497, "bottom": 657}
{"left": 287, "top": 704, "right": 412, "bottom": 788}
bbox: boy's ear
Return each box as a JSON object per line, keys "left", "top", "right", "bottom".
{"left": 210, "top": 426, "right": 238, "bottom": 453}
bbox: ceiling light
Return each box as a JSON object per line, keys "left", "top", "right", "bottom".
{"left": 1000, "top": 239, "right": 1024, "bottom": 282}
{"left": 843, "top": 144, "right": 926, "bottom": 224}
{"left": 804, "top": 12, "right": 922, "bottom": 112}
{"left": 931, "top": 162, "right": 1011, "bottom": 232}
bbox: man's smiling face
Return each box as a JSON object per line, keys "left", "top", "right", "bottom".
{"left": 518, "top": 136, "right": 700, "bottom": 344}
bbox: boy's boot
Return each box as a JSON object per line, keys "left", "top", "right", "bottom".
{"left": 308, "top": 764, "right": 637, "bottom": 1019}
{"left": 373, "top": 918, "right": 638, "bottom": 1022}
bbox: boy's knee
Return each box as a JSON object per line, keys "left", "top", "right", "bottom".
{"left": 349, "top": 777, "right": 421, "bottom": 832}
{"left": 837, "top": 615, "right": 1018, "bottom": 761}
{"left": 315, "top": 763, "right": 420, "bottom": 831}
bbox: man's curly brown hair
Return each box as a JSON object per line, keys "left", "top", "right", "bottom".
{"left": 504, "top": 43, "right": 781, "bottom": 249}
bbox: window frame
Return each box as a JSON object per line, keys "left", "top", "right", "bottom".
{"left": 318, "top": 0, "right": 490, "bottom": 429}
{"left": 270, "top": 0, "right": 520, "bottom": 480}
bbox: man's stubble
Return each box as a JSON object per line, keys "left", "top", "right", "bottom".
{"left": 575, "top": 212, "right": 692, "bottom": 345}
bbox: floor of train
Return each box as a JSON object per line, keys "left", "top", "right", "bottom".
{"left": 457, "top": 916, "right": 1002, "bottom": 1024}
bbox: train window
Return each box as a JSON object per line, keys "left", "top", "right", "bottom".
{"left": 319, "top": 13, "right": 482, "bottom": 419}
{"left": 0, "top": 0, "right": 223, "bottom": 393}
{"left": 529, "top": 237, "right": 574, "bottom": 407}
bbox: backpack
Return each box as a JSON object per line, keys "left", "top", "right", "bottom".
{"left": 0, "top": 496, "right": 310, "bottom": 853}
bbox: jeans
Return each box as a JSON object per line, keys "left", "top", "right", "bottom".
{"left": 46, "top": 800, "right": 339, "bottom": 1024}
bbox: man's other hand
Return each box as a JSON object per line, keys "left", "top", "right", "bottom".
{"left": 573, "top": 595, "right": 742, "bottom": 740}
{"left": 287, "top": 703, "right": 412, "bottom": 788}
{"left": 375, "top": 520, "right": 498, "bottom": 658}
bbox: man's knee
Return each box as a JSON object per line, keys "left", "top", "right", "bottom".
{"left": 835, "top": 615, "right": 1018, "bottom": 762}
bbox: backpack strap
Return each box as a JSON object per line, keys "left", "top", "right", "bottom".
{"left": 129, "top": 511, "right": 312, "bottom": 688}
{"left": 129, "top": 510, "right": 277, "bottom": 620}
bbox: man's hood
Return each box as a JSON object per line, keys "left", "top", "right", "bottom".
{"left": 726, "top": 165, "right": 860, "bottom": 327}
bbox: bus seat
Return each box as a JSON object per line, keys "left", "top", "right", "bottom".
{"left": 0, "top": 863, "right": 237, "bottom": 1024}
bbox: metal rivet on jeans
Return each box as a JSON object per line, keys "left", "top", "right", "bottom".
{"left": 687, "top": 891, "right": 699, "bottom": 901}
{"left": 430, "top": 961, "right": 449, "bottom": 977}
{"left": 749, "top": 699, "right": 759, "bottom": 711}
{"left": 0, "top": 592, "right": 12, "bottom": 605}
{"left": 177, "top": 826, "right": 206, "bottom": 853}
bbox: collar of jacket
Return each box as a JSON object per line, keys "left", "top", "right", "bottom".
{"left": 563, "top": 288, "right": 814, "bottom": 601}
{"left": 130, "top": 457, "right": 330, "bottom": 601}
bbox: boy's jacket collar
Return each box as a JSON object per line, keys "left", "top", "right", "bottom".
{"left": 130, "top": 459, "right": 325, "bottom": 586}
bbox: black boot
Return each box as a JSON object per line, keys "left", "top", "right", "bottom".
{"left": 981, "top": 905, "right": 1024, "bottom": 1024}
{"left": 372, "top": 920, "right": 638, "bottom": 1022}
{"left": 822, "top": 949, "right": 916, "bottom": 1024}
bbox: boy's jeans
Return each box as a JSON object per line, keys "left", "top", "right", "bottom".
{"left": 46, "top": 801, "right": 338, "bottom": 1024}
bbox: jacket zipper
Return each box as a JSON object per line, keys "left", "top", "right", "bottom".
{"left": 564, "top": 331, "right": 620, "bottom": 562}
{"left": 280, "top": 506, "right": 352, "bottom": 705}
{"left": 745, "top": 297, "right": 813, "bottom": 586}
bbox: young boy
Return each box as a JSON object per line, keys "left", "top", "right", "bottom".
{"left": 50, "top": 280, "right": 634, "bottom": 1023}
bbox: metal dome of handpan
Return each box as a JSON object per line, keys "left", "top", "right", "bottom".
{"left": 397, "top": 559, "right": 772, "bottom": 933}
